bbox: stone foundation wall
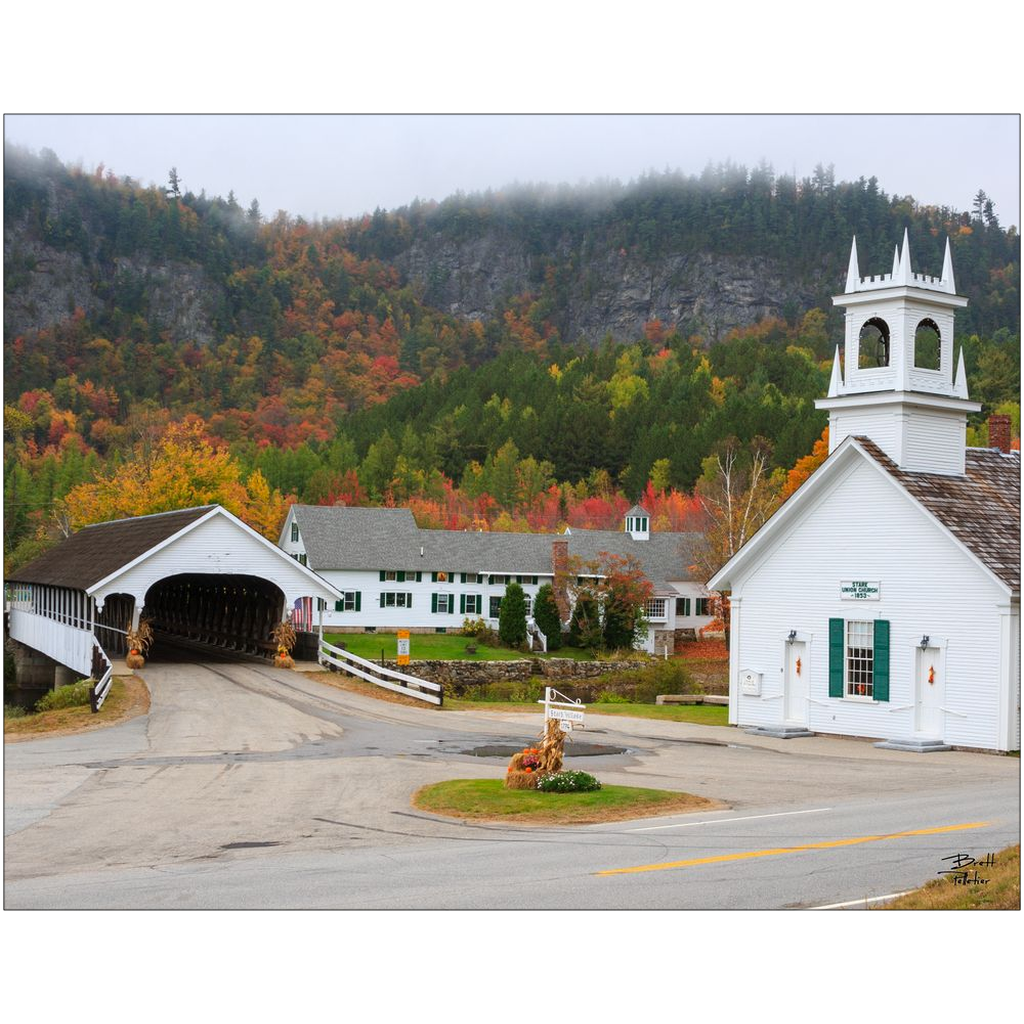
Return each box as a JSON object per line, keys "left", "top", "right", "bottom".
{"left": 374, "top": 657, "right": 650, "bottom": 687}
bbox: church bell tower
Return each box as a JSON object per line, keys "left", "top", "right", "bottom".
{"left": 816, "top": 230, "right": 981, "bottom": 476}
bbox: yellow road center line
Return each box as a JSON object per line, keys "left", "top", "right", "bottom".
{"left": 596, "top": 821, "right": 992, "bottom": 876}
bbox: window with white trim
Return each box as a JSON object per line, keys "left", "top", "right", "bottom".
{"left": 290, "top": 522, "right": 299, "bottom": 542}
{"left": 335, "top": 592, "right": 360, "bottom": 612}
{"left": 434, "top": 593, "right": 453, "bottom": 614}
{"left": 696, "top": 598, "right": 709, "bottom": 616}
{"left": 645, "top": 598, "right": 667, "bottom": 619}
{"left": 464, "top": 594, "right": 481, "bottom": 615}
{"left": 846, "top": 620, "right": 874, "bottom": 698}
{"left": 490, "top": 574, "right": 508, "bottom": 585}
{"left": 463, "top": 572, "right": 481, "bottom": 585}
{"left": 489, "top": 595, "right": 502, "bottom": 618}
{"left": 524, "top": 596, "right": 533, "bottom": 616}
{"left": 384, "top": 570, "right": 397, "bottom": 581}
{"left": 381, "top": 592, "right": 412, "bottom": 608}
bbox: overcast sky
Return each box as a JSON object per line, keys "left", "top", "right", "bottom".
{"left": 5, "top": 113, "right": 1020, "bottom": 228}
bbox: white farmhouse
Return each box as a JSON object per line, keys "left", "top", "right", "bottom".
{"left": 277, "top": 504, "right": 715, "bottom": 652}
{"left": 709, "top": 233, "right": 1020, "bottom": 752}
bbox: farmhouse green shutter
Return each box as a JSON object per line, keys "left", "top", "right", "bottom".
{"left": 379, "top": 570, "right": 385, "bottom": 582}
{"left": 828, "top": 618, "right": 844, "bottom": 698}
{"left": 460, "top": 594, "right": 466, "bottom": 614}
{"left": 380, "top": 593, "right": 385, "bottom": 607}
{"left": 355, "top": 592, "right": 361, "bottom": 612}
{"left": 416, "top": 572, "right": 422, "bottom": 582}
{"left": 431, "top": 572, "right": 438, "bottom": 582}
{"left": 397, "top": 571, "right": 406, "bottom": 582}
{"left": 431, "top": 593, "right": 438, "bottom": 613}
{"left": 873, "top": 620, "right": 890, "bottom": 702}
{"left": 461, "top": 573, "right": 467, "bottom": 583}
{"left": 335, "top": 599, "right": 344, "bottom": 612}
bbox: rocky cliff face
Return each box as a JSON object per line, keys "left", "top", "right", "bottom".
{"left": 4, "top": 217, "right": 224, "bottom": 346}
{"left": 393, "top": 231, "right": 821, "bottom": 343}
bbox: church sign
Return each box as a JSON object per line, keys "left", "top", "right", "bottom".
{"left": 840, "top": 580, "right": 881, "bottom": 601}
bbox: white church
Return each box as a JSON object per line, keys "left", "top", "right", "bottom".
{"left": 709, "top": 232, "right": 1020, "bottom": 752}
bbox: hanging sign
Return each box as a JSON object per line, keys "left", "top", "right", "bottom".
{"left": 537, "top": 686, "right": 586, "bottom": 729}
{"left": 840, "top": 580, "right": 881, "bottom": 601}
{"left": 397, "top": 630, "right": 410, "bottom": 665}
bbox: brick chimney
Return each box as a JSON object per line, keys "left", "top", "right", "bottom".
{"left": 988, "top": 414, "right": 1012, "bottom": 454}
{"left": 551, "top": 539, "right": 570, "bottom": 621}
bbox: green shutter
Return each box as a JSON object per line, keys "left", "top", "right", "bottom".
{"left": 431, "top": 572, "right": 437, "bottom": 582}
{"left": 397, "top": 571, "right": 406, "bottom": 582}
{"left": 335, "top": 600, "right": 343, "bottom": 612}
{"left": 461, "top": 573, "right": 467, "bottom": 583}
{"left": 380, "top": 593, "right": 385, "bottom": 608}
{"left": 460, "top": 594, "right": 466, "bottom": 614}
{"left": 379, "top": 570, "right": 385, "bottom": 582}
{"left": 829, "top": 618, "right": 844, "bottom": 697}
{"left": 355, "top": 592, "right": 361, "bottom": 612}
{"left": 407, "top": 595, "right": 412, "bottom": 609}
{"left": 873, "top": 620, "right": 890, "bottom": 702}
{"left": 431, "top": 593, "right": 438, "bottom": 613}
{"left": 416, "top": 572, "right": 422, "bottom": 582}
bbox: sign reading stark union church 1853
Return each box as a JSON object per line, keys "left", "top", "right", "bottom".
{"left": 840, "top": 580, "right": 881, "bottom": 600}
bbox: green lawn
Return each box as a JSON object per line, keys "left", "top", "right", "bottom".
{"left": 444, "top": 697, "right": 729, "bottom": 726}
{"left": 324, "top": 631, "right": 591, "bottom": 662}
{"left": 413, "top": 778, "right": 722, "bottom": 824}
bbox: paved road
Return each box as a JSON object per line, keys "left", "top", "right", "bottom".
{"left": 5, "top": 659, "right": 1019, "bottom": 909}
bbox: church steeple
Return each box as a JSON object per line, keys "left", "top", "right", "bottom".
{"left": 816, "top": 233, "right": 981, "bottom": 476}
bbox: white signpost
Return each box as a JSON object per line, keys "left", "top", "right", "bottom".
{"left": 538, "top": 686, "right": 586, "bottom": 730}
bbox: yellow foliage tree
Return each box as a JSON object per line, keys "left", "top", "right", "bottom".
{"left": 63, "top": 420, "right": 290, "bottom": 538}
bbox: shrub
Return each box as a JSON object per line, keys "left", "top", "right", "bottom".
{"left": 595, "top": 690, "right": 632, "bottom": 703}
{"left": 568, "top": 592, "right": 602, "bottom": 649}
{"left": 499, "top": 582, "right": 528, "bottom": 647}
{"left": 537, "top": 770, "right": 601, "bottom": 793}
{"left": 533, "top": 584, "right": 563, "bottom": 650}
{"left": 462, "top": 618, "right": 499, "bottom": 645}
{"left": 445, "top": 679, "right": 547, "bottom": 704}
{"left": 4, "top": 703, "right": 28, "bottom": 720}
{"left": 35, "top": 678, "right": 93, "bottom": 712}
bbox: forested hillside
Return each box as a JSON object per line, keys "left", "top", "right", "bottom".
{"left": 4, "top": 143, "right": 1020, "bottom": 570}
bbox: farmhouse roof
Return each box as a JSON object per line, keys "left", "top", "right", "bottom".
{"left": 6, "top": 507, "right": 215, "bottom": 590}
{"left": 855, "top": 438, "right": 1020, "bottom": 592}
{"left": 289, "top": 505, "right": 702, "bottom": 587}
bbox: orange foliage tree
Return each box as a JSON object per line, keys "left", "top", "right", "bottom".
{"left": 780, "top": 427, "right": 829, "bottom": 501}
{"left": 63, "top": 420, "right": 290, "bottom": 538}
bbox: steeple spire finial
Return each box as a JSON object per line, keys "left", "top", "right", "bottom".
{"left": 896, "top": 227, "right": 913, "bottom": 284}
{"left": 845, "top": 236, "right": 860, "bottom": 292}
{"left": 891, "top": 245, "right": 900, "bottom": 278}
{"left": 940, "top": 237, "right": 956, "bottom": 294}
{"left": 953, "top": 346, "right": 970, "bottom": 398}
{"left": 827, "top": 345, "right": 844, "bottom": 397}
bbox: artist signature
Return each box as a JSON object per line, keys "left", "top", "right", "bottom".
{"left": 938, "top": 852, "right": 996, "bottom": 886}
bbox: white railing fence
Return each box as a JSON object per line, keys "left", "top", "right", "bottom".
{"left": 318, "top": 638, "right": 442, "bottom": 706}
{"left": 89, "top": 637, "right": 113, "bottom": 713}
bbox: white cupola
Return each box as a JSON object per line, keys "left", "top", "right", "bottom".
{"left": 624, "top": 505, "right": 651, "bottom": 539}
{"left": 816, "top": 232, "right": 981, "bottom": 476}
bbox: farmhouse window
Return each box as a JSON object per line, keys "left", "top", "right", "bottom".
{"left": 696, "top": 598, "right": 709, "bottom": 616}
{"left": 335, "top": 592, "right": 361, "bottom": 612}
{"left": 676, "top": 597, "right": 691, "bottom": 617}
{"left": 489, "top": 596, "right": 502, "bottom": 618}
{"left": 461, "top": 594, "right": 482, "bottom": 615}
{"left": 380, "top": 592, "right": 412, "bottom": 608}
{"left": 432, "top": 593, "right": 454, "bottom": 614}
{"left": 490, "top": 574, "right": 508, "bottom": 585}
{"left": 290, "top": 522, "right": 299, "bottom": 542}
{"left": 645, "top": 599, "right": 667, "bottom": 619}
{"left": 462, "top": 572, "right": 481, "bottom": 584}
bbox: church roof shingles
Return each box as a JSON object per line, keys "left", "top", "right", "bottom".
{"left": 855, "top": 438, "right": 1020, "bottom": 592}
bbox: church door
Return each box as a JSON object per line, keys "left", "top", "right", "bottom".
{"left": 915, "top": 646, "right": 944, "bottom": 738}
{"left": 784, "top": 639, "right": 808, "bottom": 726}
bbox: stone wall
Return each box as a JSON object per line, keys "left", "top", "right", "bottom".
{"left": 374, "top": 657, "right": 650, "bottom": 687}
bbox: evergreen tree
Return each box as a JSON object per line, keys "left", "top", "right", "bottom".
{"left": 533, "top": 583, "right": 562, "bottom": 650}
{"left": 498, "top": 581, "right": 527, "bottom": 648}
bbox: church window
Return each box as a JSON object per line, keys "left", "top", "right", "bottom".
{"left": 829, "top": 618, "right": 889, "bottom": 701}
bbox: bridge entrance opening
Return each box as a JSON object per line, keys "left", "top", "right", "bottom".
{"left": 142, "top": 574, "right": 286, "bottom": 661}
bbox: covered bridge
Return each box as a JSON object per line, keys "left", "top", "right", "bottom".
{"left": 5, "top": 505, "right": 342, "bottom": 690}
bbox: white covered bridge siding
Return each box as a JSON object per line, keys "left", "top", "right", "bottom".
{"left": 5, "top": 506, "right": 342, "bottom": 683}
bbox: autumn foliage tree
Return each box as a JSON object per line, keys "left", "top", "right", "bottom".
{"left": 62, "top": 419, "right": 290, "bottom": 538}
{"left": 780, "top": 427, "right": 829, "bottom": 501}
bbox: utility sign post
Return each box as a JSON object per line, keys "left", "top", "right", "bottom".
{"left": 397, "top": 630, "right": 410, "bottom": 666}
{"left": 538, "top": 686, "right": 586, "bottom": 730}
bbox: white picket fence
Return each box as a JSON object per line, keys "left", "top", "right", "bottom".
{"left": 318, "top": 638, "right": 442, "bottom": 705}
